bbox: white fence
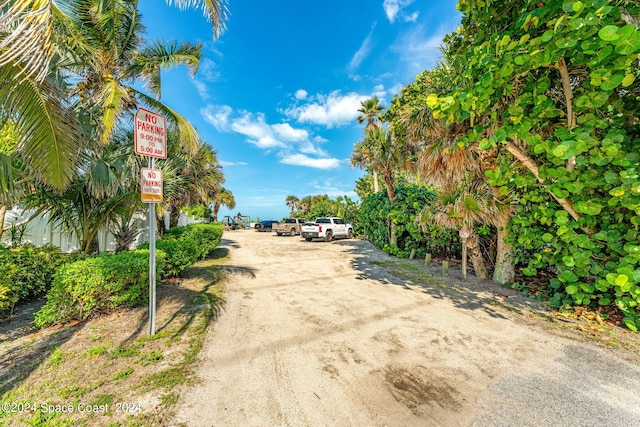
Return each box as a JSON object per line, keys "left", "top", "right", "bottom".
{"left": 1, "top": 208, "right": 204, "bottom": 252}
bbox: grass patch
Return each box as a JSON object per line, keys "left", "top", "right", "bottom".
{"left": 0, "top": 257, "right": 227, "bottom": 426}
{"left": 141, "top": 367, "right": 190, "bottom": 391}
{"left": 140, "top": 350, "right": 164, "bottom": 366}
{"left": 112, "top": 368, "right": 134, "bottom": 381}
{"left": 109, "top": 345, "right": 140, "bottom": 359}
{"left": 86, "top": 345, "right": 108, "bottom": 357}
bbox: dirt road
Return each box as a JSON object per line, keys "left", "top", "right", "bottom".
{"left": 173, "top": 230, "right": 640, "bottom": 427}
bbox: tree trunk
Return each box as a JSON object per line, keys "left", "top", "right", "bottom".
{"left": 373, "top": 170, "right": 379, "bottom": 193}
{"left": 493, "top": 220, "right": 515, "bottom": 284}
{"left": 213, "top": 202, "right": 221, "bottom": 222}
{"left": 467, "top": 234, "right": 489, "bottom": 280}
{"left": 557, "top": 57, "right": 577, "bottom": 172}
{"left": 504, "top": 142, "right": 595, "bottom": 235}
{"left": 0, "top": 205, "right": 6, "bottom": 240}
{"left": 383, "top": 175, "right": 397, "bottom": 247}
{"left": 170, "top": 208, "right": 180, "bottom": 228}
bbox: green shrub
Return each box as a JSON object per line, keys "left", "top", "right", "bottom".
{"left": 164, "top": 223, "right": 223, "bottom": 260}
{"left": 356, "top": 184, "right": 460, "bottom": 258}
{"left": 34, "top": 249, "right": 166, "bottom": 328}
{"left": 0, "top": 244, "right": 70, "bottom": 314}
{"left": 138, "top": 239, "right": 198, "bottom": 278}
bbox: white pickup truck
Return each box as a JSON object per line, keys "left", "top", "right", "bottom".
{"left": 301, "top": 217, "right": 353, "bottom": 242}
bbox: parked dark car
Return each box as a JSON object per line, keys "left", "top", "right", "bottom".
{"left": 255, "top": 220, "right": 279, "bottom": 232}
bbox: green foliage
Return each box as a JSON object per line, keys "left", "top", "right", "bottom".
{"left": 163, "top": 222, "right": 223, "bottom": 260}
{"left": 34, "top": 249, "right": 166, "bottom": 327}
{"left": 357, "top": 184, "right": 460, "bottom": 258}
{"left": 138, "top": 239, "right": 198, "bottom": 278}
{"left": 425, "top": 0, "right": 640, "bottom": 328}
{"left": 0, "top": 244, "right": 71, "bottom": 314}
{"left": 181, "top": 204, "right": 211, "bottom": 219}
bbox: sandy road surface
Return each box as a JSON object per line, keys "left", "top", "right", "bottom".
{"left": 173, "top": 231, "right": 640, "bottom": 427}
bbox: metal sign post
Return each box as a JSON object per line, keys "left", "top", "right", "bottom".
{"left": 134, "top": 108, "right": 167, "bottom": 336}
{"left": 148, "top": 158, "right": 157, "bottom": 335}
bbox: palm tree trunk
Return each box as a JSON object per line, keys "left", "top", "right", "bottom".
{"left": 170, "top": 208, "right": 180, "bottom": 228}
{"left": 384, "top": 176, "right": 398, "bottom": 247}
{"left": 373, "top": 170, "right": 379, "bottom": 193}
{"left": 493, "top": 221, "right": 515, "bottom": 284}
{"left": 0, "top": 205, "right": 6, "bottom": 240}
{"left": 467, "top": 234, "right": 489, "bottom": 279}
{"left": 213, "top": 202, "right": 221, "bottom": 222}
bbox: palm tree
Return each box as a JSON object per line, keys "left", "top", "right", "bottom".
{"left": 356, "top": 97, "right": 385, "bottom": 192}
{"left": 357, "top": 96, "right": 385, "bottom": 130}
{"left": 394, "top": 65, "right": 516, "bottom": 284}
{"left": 211, "top": 188, "right": 235, "bottom": 222}
{"left": 61, "top": 2, "right": 204, "bottom": 154}
{"left": 0, "top": 0, "right": 228, "bottom": 189}
{"left": 285, "top": 195, "right": 299, "bottom": 216}
{"left": 352, "top": 127, "right": 414, "bottom": 246}
{"left": 163, "top": 142, "right": 224, "bottom": 228}
{"left": 420, "top": 177, "right": 513, "bottom": 280}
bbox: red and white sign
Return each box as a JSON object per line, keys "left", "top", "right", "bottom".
{"left": 141, "top": 168, "right": 163, "bottom": 203}
{"left": 134, "top": 108, "right": 167, "bottom": 159}
{"left": 459, "top": 228, "right": 470, "bottom": 238}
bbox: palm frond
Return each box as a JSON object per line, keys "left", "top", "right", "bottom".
{"left": 133, "top": 40, "right": 203, "bottom": 97}
{"left": 0, "top": 62, "right": 82, "bottom": 189}
{"left": 135, "top": 90, "right": 201, "bottom": 155}
{"left": 0, "top": 0, "right": 53, "bottom": 82}
{"left": 165, "top": 0, "right": 228, "bottom": 38}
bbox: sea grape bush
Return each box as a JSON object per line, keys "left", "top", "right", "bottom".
{"left": 357, "top": 184, "right": 460, "bottom": 258}
{"left": 426, "top": 1, "right": 640, "bottom": 328}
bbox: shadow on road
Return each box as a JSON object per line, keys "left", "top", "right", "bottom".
{"left": 336, "top": 239, "right": 547, "bottom": 321}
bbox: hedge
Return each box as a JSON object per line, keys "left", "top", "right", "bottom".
{"left": 138, "top": 239, "right": 198, "bottom": 278}
{"left": 34, "top": 249, "right": 166, "bottom": 327}
{"left": 163, "top": 222, "right": 223, "bottom": 260}
{"left": 0, "top": 244, "right": 80, "bottom": 315}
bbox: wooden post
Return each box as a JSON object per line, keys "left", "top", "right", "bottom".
{"left": 461, "top": 237, "right": 468, "bottom": 282}
{"left": 409, "top": 248, "right": 416, "bottom": 259}
{"left": 442, "top": 261, "right": 449, "bottom": 276}
{"left": 425, "top": 253, "right": 432, "bottom": 265}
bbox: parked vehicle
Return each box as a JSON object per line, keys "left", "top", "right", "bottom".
{"left": 255, "top": 220, "right": 279, "bottom": 232}
{"left": 301, "top": 217, "right": 353, "bottom": 242}
{"left": 222, "top": 215, "right": 241, "bottom": 230}
{"left": 273, "top": 218, "right": 307, "bottom": 236}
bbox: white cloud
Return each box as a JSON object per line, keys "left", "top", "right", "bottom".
{"left": 392, "top": 25, "right": 447, "bottom": 74}
{"left": 295, "top": 89, "right": 308, "bottom": 100}
{"left": 404, "top": 11, "right": 419, "bottom": 23}
{"left": 372, "top": 84, "right": 387, "bottom": 98}
{"left": 383, "top": 0, "right": 414, "bottom": 23}
{"left": 198, "top": 58, "right": 220, "bottom": 82}
{"left": 192, "top": 80, "right": 209, "bottom": 100}
{"left": 201, "top": 104, "right": 336, "bottom": 168}
{"left": 280, "top": 154, "right": 341, "bottom": 169}
{"left": 271, "top": 123, "right": 309, "bottom": 142}
{"left": 201, "top": 104, "right": 232, "bottom": 131}
{"left": 230, "top": 112, "right": 285, "bottom": 149}
{"left": 220, "top": 160, "right": 248, "bottom": 167}
{"left": 348, "top": 25, "right": 376, "bottom": 75}
{"left": 285, "top": 91, "right": 368, "bottom": 128}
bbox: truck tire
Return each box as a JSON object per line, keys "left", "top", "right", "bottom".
{"left": 290, "top": 228, "right": 296, "bottom": 236}
{"left": 325, "top": 230, "right": 333, "bottom": 242}
{"left": 276, "top": 231, "right": 281, "bottom": 236}
{"left": 305, "top": 237, "right": 313, "bottom": 242}
{"left": 347, "top": 229, "right": 353, "bottom": 239}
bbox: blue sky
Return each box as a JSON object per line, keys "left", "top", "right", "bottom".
{"left": 139, "top": 0, "right": 461, "bottom": 221}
